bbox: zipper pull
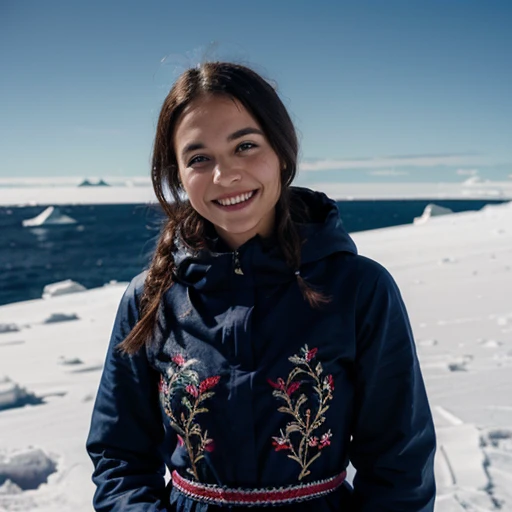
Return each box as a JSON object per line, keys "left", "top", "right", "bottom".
{"left": 233, "top": 250, "right": 244, "bottom": 275}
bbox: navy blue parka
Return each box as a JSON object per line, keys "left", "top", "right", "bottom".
{"left": 86, "top": 187, "right": 436, "bottom": 511}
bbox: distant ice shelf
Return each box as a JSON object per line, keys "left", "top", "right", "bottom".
{"left": 1, "top": 180, "right": 512, "bottom": 206}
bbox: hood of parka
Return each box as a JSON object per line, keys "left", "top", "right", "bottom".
{"left": 172, "top": 187, "right": 357, "bottom": 291}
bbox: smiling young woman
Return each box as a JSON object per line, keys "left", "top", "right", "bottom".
{"left": 174, "top": 94, "right": 282, "bottom": 250}
{"left": 86, "top": 62, "right": 436, "bottom": 512}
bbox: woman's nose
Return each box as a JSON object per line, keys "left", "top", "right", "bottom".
{"left": 212, "top": 161, "right": 242, "bottom": 186}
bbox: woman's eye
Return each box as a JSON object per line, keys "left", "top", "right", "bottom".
{"left": 188, "top": 155, "right": 208, "bottom": 166}
{"left": 237, "top": 142, "right": 257, "bottom": 152}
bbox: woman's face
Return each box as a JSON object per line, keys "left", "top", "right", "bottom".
{"left": 173, "top": 94, "right": 281, "bottom": 250}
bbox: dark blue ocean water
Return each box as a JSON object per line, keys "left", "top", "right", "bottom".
{"left": 0, "top": 199, "right": 508, "bottom": 306}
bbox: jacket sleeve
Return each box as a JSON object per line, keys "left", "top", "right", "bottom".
{"left": 86, "top": 278, "right": 172, "bottom": 512}
{"left": 349, "top": 265, "right": 436, "bottom": 511}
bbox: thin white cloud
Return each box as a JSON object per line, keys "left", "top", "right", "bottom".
{"left": 456, "top": 168, "right": 479, "bottom": 176}
{"left": 367, "top": 170, "right": 410, "bottom": 176}
{"left": 299, "top": 153, "right": 484, "bottom": 172}
{"left": 306, "top": 180, "right": 512, "bottom": 200}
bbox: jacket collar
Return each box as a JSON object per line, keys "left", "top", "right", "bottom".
{"left": 172, "top": 187, "right": 357, "bottom": 291}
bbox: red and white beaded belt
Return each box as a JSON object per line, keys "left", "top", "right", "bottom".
{"left": 171, "top": 470, "right": 347, "bottom": 507}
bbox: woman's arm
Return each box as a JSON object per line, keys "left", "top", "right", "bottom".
{"left": 86, "top": 276, "right": 173, "bottom": 512}
{"left": 350, "top": 262, "right": 436, "bottom": 511}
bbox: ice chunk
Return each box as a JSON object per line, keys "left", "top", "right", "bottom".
{"left": 0, "top": 377, "right": 41, "bottom": 411}
{"left": 0, "top": 378, "right": 22, "bottom": 410}
{"left": 43, "top": 312, "right": 80, "bottom": 324}
{"left": 418, "top": 338, "right": 438, "bottom": 347}
{"left": 437, "top": 424, "right": 489, "bottom": 490}
{"left": 0, "top": 448, "right": 57, "bottom": 490}
{"left": 57, "top": 356, "right": 83, "bottom": 365}
{"left": 22, "top": 206, "right": 77, "bottom": 227}
{"left": 413, "top": 203, "right": 454, "bottom": 225}
{"left": 0, "top": 324, "right": 20, "bottom": 334}
{"left": 42, "top": 279, "right": 86, "bottom": 299}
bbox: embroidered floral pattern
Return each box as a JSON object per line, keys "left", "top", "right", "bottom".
{"left": 268, "top": 344, "right": 334, "bottom": 481}
{"left": 159, "top": 353, "right": 220, "bottom": 480}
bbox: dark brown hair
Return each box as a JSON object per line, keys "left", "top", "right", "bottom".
{"left": 119, "top": 62, "right": 327, "bottom": 355}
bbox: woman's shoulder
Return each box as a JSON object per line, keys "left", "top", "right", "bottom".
{"left": 326, "top": 252, "right": 401, "bottom": 303}
{"left": 127, "top": 270, "right": 148, "bottom": 293}
{"left": 332, "top": 251, "right": 395, "bottom": 282}
{"left": 119, "top": 270, "right": 148, "bottom": 310}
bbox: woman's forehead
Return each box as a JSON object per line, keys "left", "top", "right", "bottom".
{"left": 174, "top": 95, "right": 261, "bottom": 142}
{"left": 181, "top": 95, "right": 250, "bottom": 122}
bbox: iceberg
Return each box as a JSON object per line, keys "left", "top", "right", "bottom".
{"left": 78, "top": 178, "right": 110, "bottom": 187}
{"left": 42, "top": 280, "right": 86, "bottom": 299}
{"left": 22, "top": 206, "right": 77, "bottom": 227}
{"left": 413, "top": 203, "right": 454, "bottom": 225}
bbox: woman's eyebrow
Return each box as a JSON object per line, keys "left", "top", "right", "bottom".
{"left": 227, "top": 127, "right": 264, "bottom": 141}
{"left": 182, "top": 142, "right": 205, "bottom": 159}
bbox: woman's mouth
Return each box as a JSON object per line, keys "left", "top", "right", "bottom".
{"left": 213, "top": 190, "right": 258, "bottom": 209}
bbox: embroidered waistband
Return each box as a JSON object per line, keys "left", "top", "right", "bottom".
{"left": 171, "top": 470, "right": 347, "bottom": 507}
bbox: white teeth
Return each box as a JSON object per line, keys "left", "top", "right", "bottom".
{"left": 217, "top": 191, "right": 254, "bottom": 206}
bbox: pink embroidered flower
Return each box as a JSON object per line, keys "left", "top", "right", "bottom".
{"left": 287, "top": 381, "right": 301, "bottom": 396}
{"left": 158, "top": 376, "right": 168, "bottom": 394}
{"left": 272, "top": 438, "right": 291, "bottom": 452}
{"left": 267, "top": 377, "right": 286, "bottom": 391}
{"left": 326, "top": 374, "right": 335, "bottom": 392}
{"left": 199, "top": 376, "right": 221, "bottom": 394}
{"left": 186, "top": 384, "right": 199, "bottom": 398}
{"left": 272, "top": 431, "right": 291, "bottom": 452}
{"left": 319, "top": 430, "right": 332, "bottom": 450}
{"left": 172, "top": 354, "right": 186, "bottom": 366}
{"left": 305, "top": 347, "right": 318, "bottom": 362}
{"left": 204, "top": 439, "right": 215, "bottom": 452}
{"left": 270, "top": 344, "right": 334, "bottom": 481}
{"left": 177, "top": 435, "right": 184, "bottom": 447}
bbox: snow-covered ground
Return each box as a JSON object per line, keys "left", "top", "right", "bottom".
{"left": 0, "top": 199, "right": 511, "bottom": 511}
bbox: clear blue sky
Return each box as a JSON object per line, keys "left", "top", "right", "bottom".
{"left": 1, "top": 0, "right": 511, "bottom": 184}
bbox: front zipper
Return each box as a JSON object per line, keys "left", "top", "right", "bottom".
{"left": 233, "top": 250, "right": 244, "bottom": 275}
